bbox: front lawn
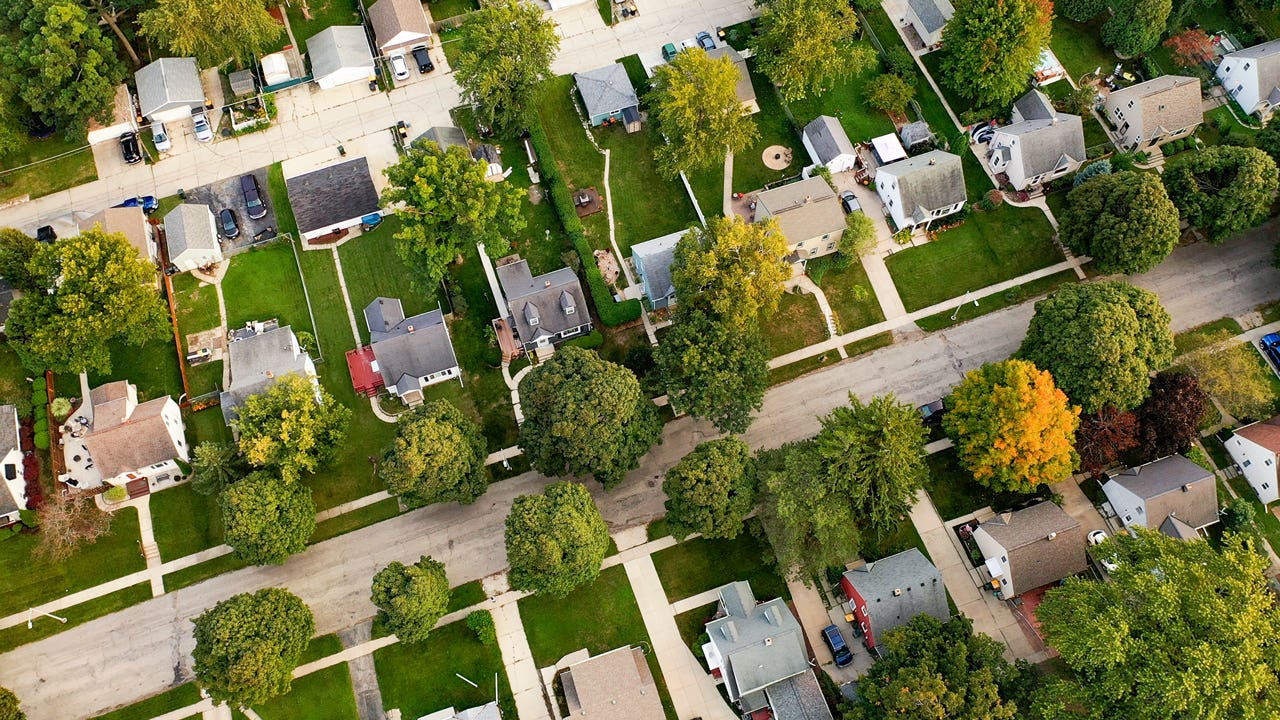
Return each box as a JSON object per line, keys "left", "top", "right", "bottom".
{"left": 815, "top": 260, "right": 885, "bottom": 333}
{"left": 254, "top": 663, "right": 358, "bottom": 720}
{"left": 733, "top": 61, "right": 801, "bottom": 194}
{"left": 924, "top": 448, "right": 1037, "bottom": 521}
{"left": 913, "top": 270, "right": 1078, "bottom": 331}
{"left": 221, "top": 241, "right": 316, "bottom": 336}
{"left": 374, "top": 618, "right": 516, "bottom": 719}
{"left": 91, "top": 683, "right": 202, "bottom": 720}
{"left": 1049, "top": 15, "right": 1117, "bottom": 83}
{"left": 650, "top": 521, "right": 790, "bottom": 603}
{"left": 151, "top": 483, "right": 223, "bottom": 560}
{"left": 519, "top": 564, "right": 649, "bottom": 667}
{"left": 0, "top": 133, "right": 97, "bottom": 203}
{"left": 286, "top": 0, "right": 361, "bottom": 55}
{"left": 762, "top": 291, "right": 827, "bottom": 357}
{"left": 1174, "top": 317, "right": 1245, "bottom": 356}
{"left": 788, "top": 40, "right": 895, "bottom": 143}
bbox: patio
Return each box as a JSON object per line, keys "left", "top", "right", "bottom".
{"left": 59, "top": 415, "right": 104, "bottom": 490}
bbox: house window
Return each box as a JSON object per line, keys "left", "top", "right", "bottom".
{"left": 1245, "top": 62, "right": 1252, "bottom": 70}
{"left": 1000, "top": 556, "right": 1006, "bottom": 563}
{"left": 566, "top": 306, "right": 575, "bottom": 315}
{"left": 1125, "top": 514, "right": 1132, "bottom": 522}
{"left": 1234, "top": 84, "right": 1244, "bottom": 95}
{"left": 1136, "top": 506, "right": 1143, "bottom": 514}
{"left": 1267, "top": 459, "right": 1273, "bottom": 466}
{"left": 1244, "top": 459, "right": 1253, "bottom": 468}
{"left": 1265, "top": 483, "right": 1271, "bottom": 489}
{"left": 1127, "top": 100, "right": 1134, "bottom": 108}
{"left": 826, "top": 242, "right": 835, "bottom": 250}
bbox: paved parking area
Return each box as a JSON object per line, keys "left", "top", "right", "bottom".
{"left": 182, "top": 167, "right": 277, "bottom": 252}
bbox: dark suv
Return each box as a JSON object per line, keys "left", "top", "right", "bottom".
{"left": 119, "top": 132, "right": 142, "bottom": 164}
{"left": 822, "top": 625, "right": 853, "bottom": 667}
{"left": 412, "top": 45, "right": 434, "bottom": 73}
{"left": 240, "top": 174, "right": 267, "bottom": 220}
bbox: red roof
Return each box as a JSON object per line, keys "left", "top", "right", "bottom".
{"left": 346, "top": 346, "right": 384, "bottom": 396}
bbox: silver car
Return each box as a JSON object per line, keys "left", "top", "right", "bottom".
{"left": 151, "top": 122, "right": 171, "bottom": 153}
{"left": 192, "top": 111, "right": 213, "bottom": 142}
{"left": 390, "top": 53, "right": 410, "bottom": 81}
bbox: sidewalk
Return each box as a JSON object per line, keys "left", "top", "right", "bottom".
{"left": 492, "top": 601, "right": 550, "bottom": 720}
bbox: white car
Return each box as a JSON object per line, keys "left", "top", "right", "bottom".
{"left": 1088, "top": 530, "right": 1119, "bottom": 572}
{"left": 389, "top": 53, "right": 410, "bottom": 81}
{"left": 192, "top": 111, "right": 213, "bottom": 142}
{"left": 151, "top": 122, "right": 171, "bottom": 153}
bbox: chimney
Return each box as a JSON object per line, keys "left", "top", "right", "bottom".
{"left": 407, "top": 325, "right": 415, "bottom": 334}
{"left": 928, "top": 159, "right": 937, "bottom": 165}
{"left": 544, "top": 280, "right": 552, "bottom": 288}
{"left": 1047, "top": 532, "right": 1058, "bottom": 541}
{"left": 804, "top": 195, "right": 811, "bottom": 204}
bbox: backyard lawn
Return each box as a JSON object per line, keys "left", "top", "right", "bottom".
{"left": 788, "top": 40, "right": 895, "bottom": 143}
{"left": 254, "top": 663, "right": 358, "bottom": 720}
{"left": 427, "top": 0, "right": 476, "bottom": 19}
{"left": 184, "top": 406, "right": 232, "bottom": 445}
{"left": 75, "top": 334, "right": 184, "bottom": 403}
{"left": 762, "top": 291, "right": 827, "bottom": 357}
{"left": 337, "top": 218, "right": 439, "bottom": 345}
{"left": 733, "top": 62, "right": 801, "bottom": 194}
{"left": 171, "top": 274, "right": 221, "bottom": 336}
{"left": 861, "top": 8, "right": 956, "bottom": 133}
{"left": 221, "top": 241, "right": 316, "bottom": 338}
{"left": 374, "top": 618, "right": 516, "bottom": 719}
{"left": 687, "top": 164, "right": 724, "bottom": 220}
{"left": 1049, "top": 15, "right": 1117, "bottom": 83}
{"left": 286, "top": 0, "right": 361, "bottom": 55}
{"left": 0, "top": 133, "right": 97, "bottom": 203}
{"left": 925, "top": 448, "right": 1038, "bottom": 521}
{"left": 593, "top": 122, "right": 700, "bottom": 256}
{"left": 535, "top": 75, "right": 614, "bottom": 249}
{"left": 816, "top": 260, "right": 885, "bottom": 333}
{"left": 650, "top": 521, "right": 790, "bottom": 603}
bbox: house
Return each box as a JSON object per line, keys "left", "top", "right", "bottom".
{"left": 840, "top": 548, "right": 949, "bottom": 650}
{"left": 307, "top": 26, "right": 375, "bottom": 90}
{"left": 347, "top": 297, "right": 460, "bottom": 404}
{"left": 987, "top": 89, "right": 1086, "bottom": 190}
{"left": 1227, "top": 416, "right": 1280, "bottom": 504}
{"left": 78, "top": 381, "right": 188, "bottom": 492}
{"left": 285, "top": 157, "right": 382, "bottom": 241}
{"left": 574, "top": 64, "right": 641, "bottom": 131}
{"left": 631, "top": 230, "right": 684, "bottom": 310}
{"left": 415, "top": 126, "right": 469, "bottom": 152}
{"left": 367, "top": 0, "right": 431, "bottom": 55}
{"left": 972, "top": 501, "right": 1086, "bottom": 598}
{"left": 1102, "top": 455, "right": 1219, "bottom": 539}
{"left": 707, "top": 46, "right": 759, "bottom": 114}
{"left": 754, "top": 177, "right": 846, "bottom": 263}
{"left": 163, "top": 204, "right": 224, "bottom": 272}
{"left": 906, "top": 0, "right": 955, "bottom": 48}
{"left": 802, "top": 115, "right": 857, "bottom": 173}
{"left": 135, "top": 57, "right": 204, "bottom": 123}
{"left": 420, "top": 703, "right": 500, "bottom": 720}
{"left": 0, "top": 405, "right": 26, "bottom": 528}
{"left": 875, "top": 150, "right": 966, "bottom": 231}
{"left": 87, "top": 83, "right": 138, "bottom": 146}
{"left": 1216, "top": 39, "right": 1280, "bottom": 122}
{"left": 1103, "top": 75, "right": 1203, "bottom": 152}
{"left": 220, "top": 321, "right": 319, "bottom": 425}
{"left": 496, "top": 259, "right": 592, "bottom": 354}
{"left": 85, "top": 206, "right": 158, "bottom": 264}
{"left": 703, "top": 581, "right": 833, "bottom": 720}
{"left": 560, "top": 646, "right": 665, "bottom": 720}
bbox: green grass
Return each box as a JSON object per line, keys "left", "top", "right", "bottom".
{"left": 286, "top": 0, "right": 361, "bottom": 55}
{"left": 762, "top": 291, "right": 827, "bottom": 357}
{"left": 1245, "top": 342, "right": 1280, "bottom": 416}
{"left": 788, "top": 41, "right": 895, "bottom": 142}
{"left": 221, "top": 241, "right": 316, "bottom": 337}
{"left": 593, "top": 122, "right": 700, "bottom": 257}
{"left": 374, "top": 618, "right": 517, "bottom": 719}
{"left": 768, "top": 351, "right": 842, "bottom": 386}
{"left": 310, "top": 497, "right": 400, "bottom": 543}
{"left": 81, "top": 334, "right": 184, "bottom": 403}
{"left": 687, "top": 164, "right": 724, "bottom": 219}
{"left": 885, "top": 204, "right": 1062, "bottom": 312}
{"left": 1201, "top": 105, "right": 1259, "bottom": 147}
{"left": 172, "top": 273, "right": 222, "bottom": 335}
{"left": 0, "top": 582, "right": 152, "bottom": 654}
{"left": 962, "top": 151, "right": 994, "bottom": 203}
{"left": 151, "top": 483, "right": 223, "bottom": 560}
{"left": 733, "top": 61, "right": 801, "bottom": 194}
{"left": 1226, "top": 473, "right": 1280, "bottom": 555}
{"left": 538, "top": 76, "right": 606, "bottom": 191}
{"left": 92, "top": 683, "right": 202, "bottom": 720}
{"left": 427, "top": 0, "right": 477, "bottom": 20}
{"left": 254, "top": 663, "right": 358, "bottom": 720}
{"left": 924, "top": 449, "right": 1037, "bottom": 521}
{"left": 1261, "top": 300, "right": 1280, "bottom": 324}
{"left": 438, "top": 26, "right": 463, "bottom": 68}
{"left": 184, "top": 407, "right": 232, "bottom": 445}
{"left": 519, "top": 564, "right": 649, "bottom": 666}
{"left": 0, "top": 345, "right": 33, "bottom": 412}
{"left": 651, "top": 521, "right": 790, "bottom": 603}
{"left": 919, "top": 51, "right": 988, "bottom": 119}
{"left": 1049, "top": 15, "right": 1117, "bottom": 83}
{"left": 914, "top": 270, "right": 1079, "bottom": 331}
{"left": 1174, "top": 317, "right": 1245, "bottom": 356}
{"left": 845, "top": 331, "right": 894, "bottom": 357}
{"left": 0, "top": 132, "right": 98, "bottom": 203}
{"left": 675, "top": 602, "right": 718, "bottom": 652}
{"left": 337, "top": 218, "right": 439, "bottom": 345}
{"left": 301, "top": 633, "right": 345, "bottom": 663}
{"left": 862, "top": 514, "right": 930, "bottom": 562}
{"left": 163, "top": 552, "right": 250, "bottom": 590}
{"left": 861, "top": 8, "right": 956, "bottom": 133}
{"left": 448, "top": 579, "right": 487, "bottom": 613}
{"left": 597, "top": 0, "right": 613, "bottom": 24}
{"left": 817, "top": 260, "right": 886, "bottom": 333}
{"left": 188, "top": 361, "right": 223, "bottom": 397}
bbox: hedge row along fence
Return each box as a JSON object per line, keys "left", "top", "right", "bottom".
{"left": 527, "top": 121, "right": 643, "bottom": 326}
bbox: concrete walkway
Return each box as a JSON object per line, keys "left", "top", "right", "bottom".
{"left": 339, "top": 622, "right": 387, "bottom": 720}
{"left": 492, "top": 601, "right": 551, "bottom": 720}
{"left": 722, "top": 152, "right": 734, "bottom": 217}
{"left": 669, "top": 588, "right": 720, "bottom": 615}
{"left": 784, "top": 276, "right": 847, "bottom": 359}
{"left": 133, "top": 496, "right": 165, "bottom": 597}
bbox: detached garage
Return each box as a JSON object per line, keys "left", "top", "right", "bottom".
{"left": 136, "top": 57, "right": 205, "bottom": 124}
{"left": 308, "top": 26, "right": 375, "bottom": 90}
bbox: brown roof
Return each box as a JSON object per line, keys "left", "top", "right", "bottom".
{"left": 756, "top": 177, "right": 846, "bottom": 246}
{"left": 90, "top": 380, "right": 133, "bottom": 430}
{"left": 367, "top": 0, "right": 430, "bottom": 51}
{"left": 82, "top": 397, "right": 182, "bottom": 479}
{"left": 1236, "top": 416, "right": 1280, "bottom": 452}
{"left": 1111, "top": 455, "right": 1219, "bottom": 529}
{"left": 1110, "top": 76, "right": 1203, "bottom": 137}
{"left": 981, "top": 501, "right": 1086, "bottom": 593}
{"left": 85, "top": 206, "right": 152, "bottom": 260}
{"left": 562, "top": 647, "right": 665, "bottom": 720}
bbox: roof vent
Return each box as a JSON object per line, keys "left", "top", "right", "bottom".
{"left": 1181, "top": 484, "right": 1190, "bottom": 492}
{"left": 407, "top": 325, "right": 415, "bottom": 334}
{"left": 1047, "top": 532, "right": 1057, "bottom": 541}
{"left": 928, "top": 159, "right": 937, "bottom": 165}
{"left": 804, "top": 195, "right": 811, "bottom": 204}
{"left": 764, "top": 637, "right": 773, "bottom": 646}
{"left": 544, "top": 280, "right": 552, "bottom": 288}
{"left": 265, "top": 371, "right": 274, "bottom": 378}
{"left": 892, "top": 588, "right": 902, "bottom": 597}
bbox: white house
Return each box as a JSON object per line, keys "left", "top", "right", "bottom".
{"left": 163, "top": 204, "right": 223, "bottom": 272}
{"left": 0, "top": 405, "right": 27, "bottom": 527}
{"left": 971, "top": 501, "right": 1086, "bottom": 599}
{"left": 875, "top": 150, "right": 966, "bottom": 231}
{"left": 135, "top": 57, "right": 204, "bottom": 124}
{"left": 1216, "top": 39, "right": 1280, "bottom": 123}
{"left": 1227, "top": 417, "right": 1280, "bottom": 505}
{"left": 1101, "top": 455, "right": 1219, "bottom": 539}
{"left": 754, "top": 177, "right": 846, "bottom": 262}
{"left": 349, "top": 297, "right": 461, "bottom": 406}
{"left": 308, "top": 26, "right": 375, "bottom": 90}
{"left": 1103, "top": 76, "right": 1203, "bottom": 153}
{"left": 802, "top": 115, "right": 858, "bottom": 173}
{"left": 906, "top": 0, "right": 955, "bottom": 48}
{"left": 987, "top": 89, "right": 1086, "bottom": 190}
{"left": 79, "top": 381, "right": 189, "bottom": 492}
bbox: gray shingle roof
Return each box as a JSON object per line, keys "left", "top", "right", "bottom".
{"left": 415, "top": 126, "right": 469, "bottom": 152}
{"left": 1011, "top": 89, "right": 1057, "bottom": 123}
{"left": 496, "top": 260, "right": 588, "bottom": 346}
{"left": 163, "top": 204, "right": 219, "bottom": 259}
{"left": 1110, "top": 455, "right": 1218, "bottom": 529}
{"left": 765, "top": 672, "right": 834, "bottom": 720}
{"left": 706, "top": 581, "right": 810, "bottom": 702}
{"left": 877, "top": 150, "right": 966, "bottom": 224}
{"left": 0, "top": 405, "right": 17, "bottom": 459}
{"left": 997, "top": 104, "right": 1086, "bottom": 180}
{"left": 220, "top": 325, "right": 313, "bottom": 423}
{"left": 842, "top": 548, "right": 948, "bottom": 639}
{"left": 908, "top": 0, "right": 954, "bottom": 33}
{"left": 285, "top": 157, "right": 381, "bottom": 236}
{"left": 307, "top": 26, "right": 374, "bottom": 81}
{"left": 1223, "top": 39, "right": 1280, "bottom": 108}
{"left": 899, "top": 121, "right": 933, "bottom": 148}
{"left": 367, "top": 0, "right": 430, "bottom": 51}
{"left": 707, "top": 47, "right": 757, "bottom": 106}
{"left": 135, "top": 57, "right": 203, "bottom": 118}
{"left": 363, "top": 300, "right": 458, "bottom": 388}
{"left": 631, "top": 230, "right": 685, "bottom": 303}
{"left": 574, "top": 64, "right": 639, "bottom": 119}
{"left": 804, "top": 115, "right": 856, "bottom": 164}
{"left": 979, "top": 501, "right": 1087, "bottom": 593}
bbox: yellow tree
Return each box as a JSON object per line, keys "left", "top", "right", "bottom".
{"left": 943, "top": 359, "right": 1080, "bottom": 492}
{"left": 670, "top": 215, "right": 789, "bottom": 330}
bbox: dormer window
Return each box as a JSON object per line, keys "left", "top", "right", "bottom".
{"left": 524, "top": 302, "right": 540, "bottom": 327}
{"left": 559, "top": 290, "right": 576, "bottom": 316}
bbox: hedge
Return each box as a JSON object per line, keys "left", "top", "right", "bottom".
{"left": 34, "top": 431, "right": 48, "bottom": 450}
{"left": 31, "top": 385, "right": 46, "bottom": 408}
{"left": 33, "top": 416, "right": 48, "bottom": 435}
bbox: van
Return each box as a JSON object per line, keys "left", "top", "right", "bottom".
{"left": 240, "top": 174, "right": 267, "bottom": 220}
{"left": 822, "top": 625, "right": 853, "bottom": 667}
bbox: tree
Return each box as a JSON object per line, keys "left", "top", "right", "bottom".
{"left": 1134, "top": 371, "right": 1206, "bottom": 461}
{"left": 1181, "top": 330, "right": 1275, "bottom": 420}
{"left": 760, "top": 440, "right": 862, "bottom": 580}
{"left": 1059, "top": 171, "right": 1180, "bottom": 275}
{"left": 1221, "top": 497, "right": 1267, "bottom": 555}
{"left": 519, "top": 348, "right": 661, "bottom": 488}
{"left": 1162, "top": 145, "right": 1280, "bottom": 243}
{"left": 139, "top": 0, "right": 281, "bottom": 67}
{"left": 647, "top": 48, "right": 759, "bottom": 176}
{"left": 34, "top": 491, "right": 113, "bottom": 562}
{"left": 370, "top": 556, "right": 450, "bottom": 643}
{"left": 865, "top": 72, "right": 915, "bottom": 114}
{"left": 1255, "top": 121, "right": 1280, "bottom": 166}
{"left": 944, "top": 360, "right": 1080, "bottom": 493}
{"left": 1075, "top": 406, "right": 1139, "bottom": 474}
{"left": 1056, "top": 85, "right": 1098, "bottom": 116}
{"left": 0, "top": 83, "right": 25, "bottom": 158}
{"left": 220, "top": 471, "right": 316, "bottom": 565}
{"left": 191, "top": 588, "right": 314, "bottom": 707}
{"left": 663, "top": 438, "right": 758, "bottom": 540}
{"left": 1071, "top": 158, "right": 1111, "bottom": 188}
{"left": 1018, "top": 282, "right": 1174, "bottom": 413}
{"left": 0, "top": 229, "right": 38, "bottom": 292}
{"left": 938, "top": 0, "right": 1053, "bottom": 110}
{"left": 753, "top": 0, "right": 877, "bottom": 101}
{"left": 233, "top": 374, "right": 352, "bottom": 480}
{"left": 505, "top": 481, "right": 609, "bottom": 596}
{"left": 1057, "top": 0, "right": 1106, "bottom": 22}
{"left": 1163, "top": 28, "right": 1216, "bottom": 67}
{"left": 1102, "top": 0, "right": 1172, "bottom": 56}
{"left": 654, "top": 307, "right": 768, "bottom": 434}
{"left": 380, "top": 400, "right": 489, "bottom": 507}
{"left": 1037, "top": 529, "right": 1280, "bottom": 719}
{"left": 5, "top": 228, "right": 166, "bottom": 374}
{"left": 381, "top": 141, "right": 524, "bottom": 294}
{"left": 191, "top": 441, "right": 247, "bottom": 496}
{"left": 453, "top": 0, "right": 559, "bottom": 133}
{"left": 840, "top": 211, "right": 878, "bottom": 259}
{"left": 670, "top": 215, "right": 789, "bottom": 330}
{"left": 0, "top": 686, "right": 22, "bottom": 720}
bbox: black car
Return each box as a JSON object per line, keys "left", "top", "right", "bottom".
{"left": 218, "top": 208, "right": 240, "bottom": 239}
{"left": 119, "top": 132, "right": 142, "bottom": 165}
{"left": 412, "top": 45, "right": 434, "bottom": 74}
{"left": 240, "top": 174, "right": 267, "bottom": 220}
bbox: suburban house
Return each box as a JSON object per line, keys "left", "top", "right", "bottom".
{"left": 135, "top": 57, "right": 204, "bottom": 124}
{"left": 987, "top": 89, "right": 1086, "bottom": 190}
{"left": 0, "top": 405, "right": 27, "bottom": 528}
{"left": 754, "top": 177, "right": 846, "bottom": 263}
{"left": 420, "top": 704, "right": 500, "bottom": 720}
{"left": 78, "top": 381, "right": 188, "bottom": 493}
{"left": 220, "top": 321, "right": 319, "bottom": 426}
{"left": 906, "top": 0, "right": 955, "bottom": 48}
{"left": 972, "top": 501, "right": 1086, "bottom": 599}
{"left": 163, "top": 204, "right": 224, "bottom": 273}
{"left": 367, "top": 0, "right": 431, "bottom": 56}
{"left": 496, "top": 258, "right": 592, "bottom": 355}
{"left": 416, "top": 125, "right": 469, "bottom": 152}
{"left": 707, "top": 46, "right": 759, "bottom": 114}
{"left": 802, "top": 115, "right": 858, "bottom": 174}
{"left": 875, "top": 150, "right": 967, "bottom": 231}
{"left": 574, "top": 64, "right": 641, "bottom": 131}
{"left": 85, "top": 206, "right": 158, "bottom": 265}
{"left": 285, "top": 157, "right": 382, "bottom": 242}
{"left": 347, "top": 297, "right": 460, "bottom": 404}
{"left": 703, "top": 581, "right": 834, "bottom": 720}
{"left": 631, "top": 230, "right": 684, "bottom": 310}
{"left": 1216, "top": 39, "right": 1280, "bottom": 122}
{"left": 1103, "top": 75, "right": 1203, "bottom": 152}
{"left": 1227, "top": 416, "right": 1280, "bottom": 505}
{"left": 307, "top": 26, "right": 375, "bottom": 90}
{"left": 1102, "top": 455, "right": 1220, "bottom": 539}
{"left": 840, "top": 548, "right": 949, "bottom": 650}
{"left": 560, "top": 646, "right": 665, "bottom": 720}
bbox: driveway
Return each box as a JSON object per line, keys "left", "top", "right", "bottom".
{"left": 180, "top": 167, "right": 277, "bottom": 253}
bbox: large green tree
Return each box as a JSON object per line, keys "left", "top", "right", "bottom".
{"left": 663, "top": 438, "right": 758, "bottom": 540}
{"left": 1060, "top": 171, "right": 1180, "bottom": 275}
{"left": 220, "top": 471, "right": 316, "bottom": 565}
{"left": 753, "top": 0, "right": 876, "bottom": 101}
{"left": 648, "top": 48, "right": 759, "bottom": 176}
{"left": 5, "top": 228, "right": 166, "bottom": 374}
{"left": 1057, "top": 0, "right": 1106, "bottom": 21}
{"left": 1037, "top": 529, "right": 1280, "bottom": 719}
{"left": 234, "top": 374, "right": 352, "bottom": 480}
{"left": 1103, "top": 0, "right": 1173, "bottom": 55}
{"left": 139, "top": 0, "right": 281, "bottom": 67}
{"left": 0, "top": 228, "right": 40, "bottom": 292}
{"left": 192, "top": 588, "right": 314, "bottom": 707}
{"left": 1018, "top": 282, "right": 1174, "bottom": 413}
{"left": 938, "top": 0, "right": 1053, "bottom": 110}
{"left": 0, "top": 686, "right": 22, "bottom": 720}
{"left": 379, "top": 400, "right": 488, "bottom": 508}
{"left": 454, "top": 0, "right": 559, "bottom": 133}
{"left": 370, "top": 556, "right": 451, "bottom": 643}
{"left": 1162, "top": 145, "right": 1280, "bottom": 243}
{"left": 191, "top": 441, "right": 248, "bottom": 496}
{"left": 518, "top": 347, "right": 662, "bottom": 489}
{"left": 760, "top": 440, "right": 861, "bottom": 580}
{"left": 670, "top": 216, "right": 789, "bottom": 330}
{"left": 865, "top": 72, "right": 915, "bottom": 114}
{"left": 505, "top": 481, "right": 609, "bottom": 596}
{"left": 654, "top": 307, "right": 768, "bottom": 434}
{"left": 381, "top": 141, "right": 524, "bottom": 294}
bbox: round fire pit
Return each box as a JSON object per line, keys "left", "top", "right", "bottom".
{"left": 762, "top": 145, "right": 792, "bottom": 170}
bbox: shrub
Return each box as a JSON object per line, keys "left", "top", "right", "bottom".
{"left": 563, "top": 330, "right": 605, "bottom": 349}
{"left": 466, "top": 610, "right": 497, "bottom": 646}
{"left": 33, "top": 417, "right": 48, "bottom": 435}
{"left": 30, "top": 385, "right": 46, "bottom": 408}
{"left": 883, "top": 46, "right": 916, "bottom": 77}
{"left": 50, "top": 397, "right": 71, "bottom": 419}
{"left": 806, "top": 256, "right": 831, "bottom": 284}
{"left": 32, "top": 377, "right": 45, "bottom": 393}
{"left": 104, "top": 486, "right": 128, "bottom": 502}
{"left": 19, "top": 508, "right": 37, "bottom": 528}
{"left": 34, "top": 431, "right": 48, "bottom": 450}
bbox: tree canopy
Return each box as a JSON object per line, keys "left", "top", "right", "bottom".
{"left": 654, "top": 306, "right": 769, "bottom": 434}
{"left": 1075, "top": 406, "right": 1139, "bottom": 475}
{"left": 220, "top": 471, "right": 316, "bottom": 565}
{"left": 670, "top": 216, "right": 790, "bottom": 330}
{"left": 0, "top": 686, "right": 23, "bottom": 720}
{"left": 760, "top": 440, "right": 862, "bottom": 581}
{"left": 518, "top": 347, "right": 662, "bottom": 489}
{"left": 379, "top": 400, "right": 489, "bottom": 508}
{"left": 1134, "top": 371, "right": 1207, "bottom": 461}
{"left": 1102, "top": 0, "right": 1172, "bottom": 55}
{"left": 1060, "top": 170, "right": 1180, "bottom": 275}
{"left": 0, "top": 229, "right": 40, "bottom": 292}
{"left": 370, "top": 556, "right": 451, "bottom": 643}
{"left": 1057, "top": 0, "right": 1106, "bottom": 22}
{"left": 1162, "top": 145, "right": 1280, "bottom": 243}
{"left": 1180, "top": 329, "right": 1276, "bottom": 421}
{"left": 938, "top": 0, "right": 1053, "bottom": 110}
{"left": 454, "top": 0, "right": 559, "bottom": 133}
{"left": 1018, "top": 282, "right": 1174, "bottom": 413}
{"left": 753, "top": 0, "right": 876, "bottom": 101}
{"left": 191, "top": 441, "right": 248, "bottom": 496}
{"left": 505, "top": 481, "right": 610, "bottom": 596}
{"left": 234, "top": 374, "right": 352, "bottom": 480}
{"left": 139, "top": 0, "right": 281, "bottom": 66}
{"left": 840, "top": 211, "right": 878, "bottom": 259}
{"left": 865, "top": 72, "right": 915, "bottom": 114}
{"left": 192, "top": 588, "right": 315, "bottom": 707}
{"left": 647, "top": 48, "right": 759, "bottom": 176}
{"left": 663, "top": 438, "right": 758, "bottom": 540}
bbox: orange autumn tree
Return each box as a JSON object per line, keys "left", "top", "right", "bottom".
{"left": 943, "top": 359, "right": 1081, "bottom": 493}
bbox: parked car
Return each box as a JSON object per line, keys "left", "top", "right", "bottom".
{"left": 192, "top": 110, "right": 213, "bottom": 142}
{"left": 661, "top": 42, "right": 678, "bottom": 61}
{"left": 240, "top": 174, "right": 267, "bottom": 220}
{"left": 822, "top": 625, "right": 853, "bottom": 667}
{"left": 119, "top": 132, "right": 142, "bottom": 164}
{"left": 1088, "top": 530, "right": 1118, "bottom": 572}
{"left": 696, "top": 31, "right": 715, "bottom": 51}
{"left": 389, "top": 53, "right": 410, "bottom": 81}
{"left": 1261, "top": 333, "right": 1280, "bottom": 372}
{"left": 411, "top": 45, "right": 434, "bottom": 74}
{"left": 839, "top": 190, "right": 861, "bottom": 215}
{"left": 218, "top": 208, "right": 240, "bottom": 239}
{"left": 151, "top": 122, "right": 171, "bottom": 153}
{"left": 114, "top": 196, "right": 159, "bottom": 214}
